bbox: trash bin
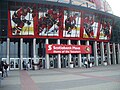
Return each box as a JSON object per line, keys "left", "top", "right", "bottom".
{"left": 70, "top": 64, "right": 73, "bottom": 68}
{"left": 0, "top": 71, "right": 2, "bottom": 87}
{"left": 104, "top": 61, "right": 107, "bottom": 66}
{"left": 70, "top": 62, "right": 74, "bottom": 68}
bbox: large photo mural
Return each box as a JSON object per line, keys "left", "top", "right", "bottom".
{"left": 83, "top": 13, "right": 98, "bottom": 39}
{"left": 8, "top": 1, "right": 113, "bottom": 40}
{"left": 99, "top": 17, "right": 112, "bottom": 40}
{"left": 38, "top": 6, "right": 63, "bottom": 36}
{"left": 10, "top": 5, "right": 35, "bottom": 35}
{"left": 63, "top": 10, "right": 81, "bottom": 37}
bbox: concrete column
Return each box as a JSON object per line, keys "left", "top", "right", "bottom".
{"left": 33, "top": 38, "right": 36, "bottom": 63}
{"left": 86, "top": 41, "right": 90, "bottom": 60}
{"left": 20, "top": 38, "right": 23, "bottom": 70}
{"left": 7, "top": 38, "right": 10, "bottom": 70}
{"left": 93, "top": 41, "right": 98, "bottom": 66}
{"left": 100, "top": 42, "right": 105, "bottom": 65}
{"left": 57, "top": 39, "right": 61, "bottom": 68}
{"left": 45, "top": 39, "right": 49, "bottom": 69}
{"left": 117, "top": 44, "right": 120, "bottom": 64}
{"left": 106, "top": 42, "right": 111, "bottom": 65}
{"left": 68, "top": 40, "right": 72, "bottom": 68}
{"left": 113, "top": 43, "right": 116, "bottom": 64}
{"left": 77, "top": 40, "right": 82, "bottom": 67}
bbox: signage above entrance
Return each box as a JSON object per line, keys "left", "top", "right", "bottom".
{"left": 46, "top": 44, "right": 92, "bottom": 54}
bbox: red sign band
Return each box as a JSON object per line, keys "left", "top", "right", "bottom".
{"left": 46, "top": 44, "right": 92, "bottom": 54}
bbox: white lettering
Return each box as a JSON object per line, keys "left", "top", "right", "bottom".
{"left": 53, "top": 46, "right": 71, "bottom": 50}
{"left": 72, "top": 46, "right": 81, "bottom": 50}
{"left": 48, "top": 45, "right": 52, "bottom": 50}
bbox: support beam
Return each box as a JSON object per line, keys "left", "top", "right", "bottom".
{"left": 57, "top": 39, "right": 61, "bottom": 68}
{"left": 86, "top": 41, "right": 90, "bottom": 60}
{"left": 100, "top": 42, "right": 105, "bottom": 65}
{"left": 7, "top": 38, "right": 10, "bottom": 70}
{"left": 113, "top": 43, "right": 116, "bottom": 64}
{"left": 106, "top": 42, "right": 111, "bottom": 65}
{"left": 117, "top": 44, "right": 120, "bottom": 64}
{"left": 68, "top": 40, "right": 71, "bottom": 68}
{"left": 45, "top": 39, "right": 49, "bottom": 69}
{"left": 20, "top": 38, "right": 23, "bottom": 70}
{"left": 33, "top": 38, "right": 36, "bottom": 64}
{"left": 77, "top": 40, "right": 82, "bottom": 67}
{"left": 94, "top": 41, "right": 98, "bottom": 66}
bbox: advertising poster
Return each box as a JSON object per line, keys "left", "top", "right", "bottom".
{"left": 83, "top": 14, "right": 98, "bottom": 39}
{"left": 63, "top": 10, "right": 81, "bottom": 37}
{"left": 99, "top": 18, "right": 112, "bottom": 40}
{"left": 10, "top": 5, "right": 35, "bottom": 35}
{"left": 38, "top": 6, "right": 62, "bottom": 36}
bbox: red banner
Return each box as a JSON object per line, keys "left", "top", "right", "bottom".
{"left": 46, "top": 44, "right": 92, "bottom": 54}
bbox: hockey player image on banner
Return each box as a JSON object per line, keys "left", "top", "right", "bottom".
{"left": 99, "top": 20, "right": 112, "bottom": 40}
{"left": 63, "top": 11, "right": 81, "bottom": 37}
{"left": 38, "top": 8, "right": 62, "bottom": 36}
{"left": 83, "top": 14, "right": 98, "bottom": 38}
{"left": 10, "top": 6, "right": 35, "bottom": 35}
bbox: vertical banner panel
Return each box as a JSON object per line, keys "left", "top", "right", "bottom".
{"left": 63, "top": 10, "right": 81, "bottom": 37}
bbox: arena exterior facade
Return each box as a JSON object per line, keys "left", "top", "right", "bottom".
{"left": 0, "top": 0, "right": 120, "bottom": 70}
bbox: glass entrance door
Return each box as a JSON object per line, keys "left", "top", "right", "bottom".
{"left": 49, "top": 55, "right": 54, "bottom": 68}
{"left": 61, "top": 54, "right": 68, "bottom": 68}
{"left": 72, "top": 54, "right": 78, "bottom": 67}
{"left": 10, "top": 58, "right": 19, "bottom": 70}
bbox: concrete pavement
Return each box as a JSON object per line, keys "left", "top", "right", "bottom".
{"left": 0, "top": 64, "right": 120, "bottom": 90}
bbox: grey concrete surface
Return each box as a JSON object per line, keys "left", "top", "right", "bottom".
{"left": 0, "top": 64, "right": 120, "bottom": 90}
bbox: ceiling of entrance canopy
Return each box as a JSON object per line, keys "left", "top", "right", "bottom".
{"left": 46, "top": 0, "right": 113, "bottom": 14}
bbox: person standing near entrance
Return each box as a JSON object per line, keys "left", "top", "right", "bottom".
{"left": 4, "top": 61, "right": 8, "bottom": 77}
{"left": 84, "top": 59, "right": 88, "bottom": 68}
{"left": 38, "top": 59, "right": 42, "bottom": 70}
{"left": 88, "top": 59, "right": 91, "bottom": 68}
{"left": 0, "top": 61, "right": 4, "bottom": 78}
{"left": 26, "top": 62, "right": 30, "bottom": 70}
{"left": 32, "top": 60, "right": 35, "bottom": 70}
{"left": 22, "top": 61, "right": 26, "bottom": 70}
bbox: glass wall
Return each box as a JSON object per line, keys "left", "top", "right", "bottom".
{"left": 0, "top": 1, "right": 8, "bottom": 38}
{"left": 0, "top": 39, "right": 7, "bottom": 59}
{"left": 9, "top": 39, "right": 19, "bottom": 58}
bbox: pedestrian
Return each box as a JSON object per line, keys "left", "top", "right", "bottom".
{"left": 22, "top": 61, "right": 26, "bottom": 70}
{"left": 84, "top": 59, "right": 88, "bottom": 68}
{"left": 88, "top": 59, "right": 90, "bottom": 68}
{"left": 0, "top": 61, "right": 4, "bottom": 78}
{"left": 26, "top": 62, "right": 30, "bottom": 70}
{"left": 38, "top": 59, "right": 42, "bottom": 70}
{"left": 4, "top": 61, "right": 8, "bottom": 77}
{"left": 32, "top": 60, "right": 35, "bottom": 70}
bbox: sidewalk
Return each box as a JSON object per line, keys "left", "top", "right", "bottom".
{"left": 0, "top": 64, "right": 120, "bottom": 90}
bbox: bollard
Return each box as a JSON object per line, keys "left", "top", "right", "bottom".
{"left": 0, "top": 71, "right": 2, "bottom": 87}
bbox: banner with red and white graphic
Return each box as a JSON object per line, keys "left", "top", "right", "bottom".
{"left": 46, "top": 44, "right": 92, "bottom": 54}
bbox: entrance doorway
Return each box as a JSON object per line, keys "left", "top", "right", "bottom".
{"left": 72, "top": 54, "right": 78, "bottom": 67}
{"left": 10, "top": 58, "right": 19, "bottom": 70}
{"left": 49, "top": 54, "right": 58, "bottom": 68}
{"left": 61, "top": 54, "right": 68, "bottom": 68}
